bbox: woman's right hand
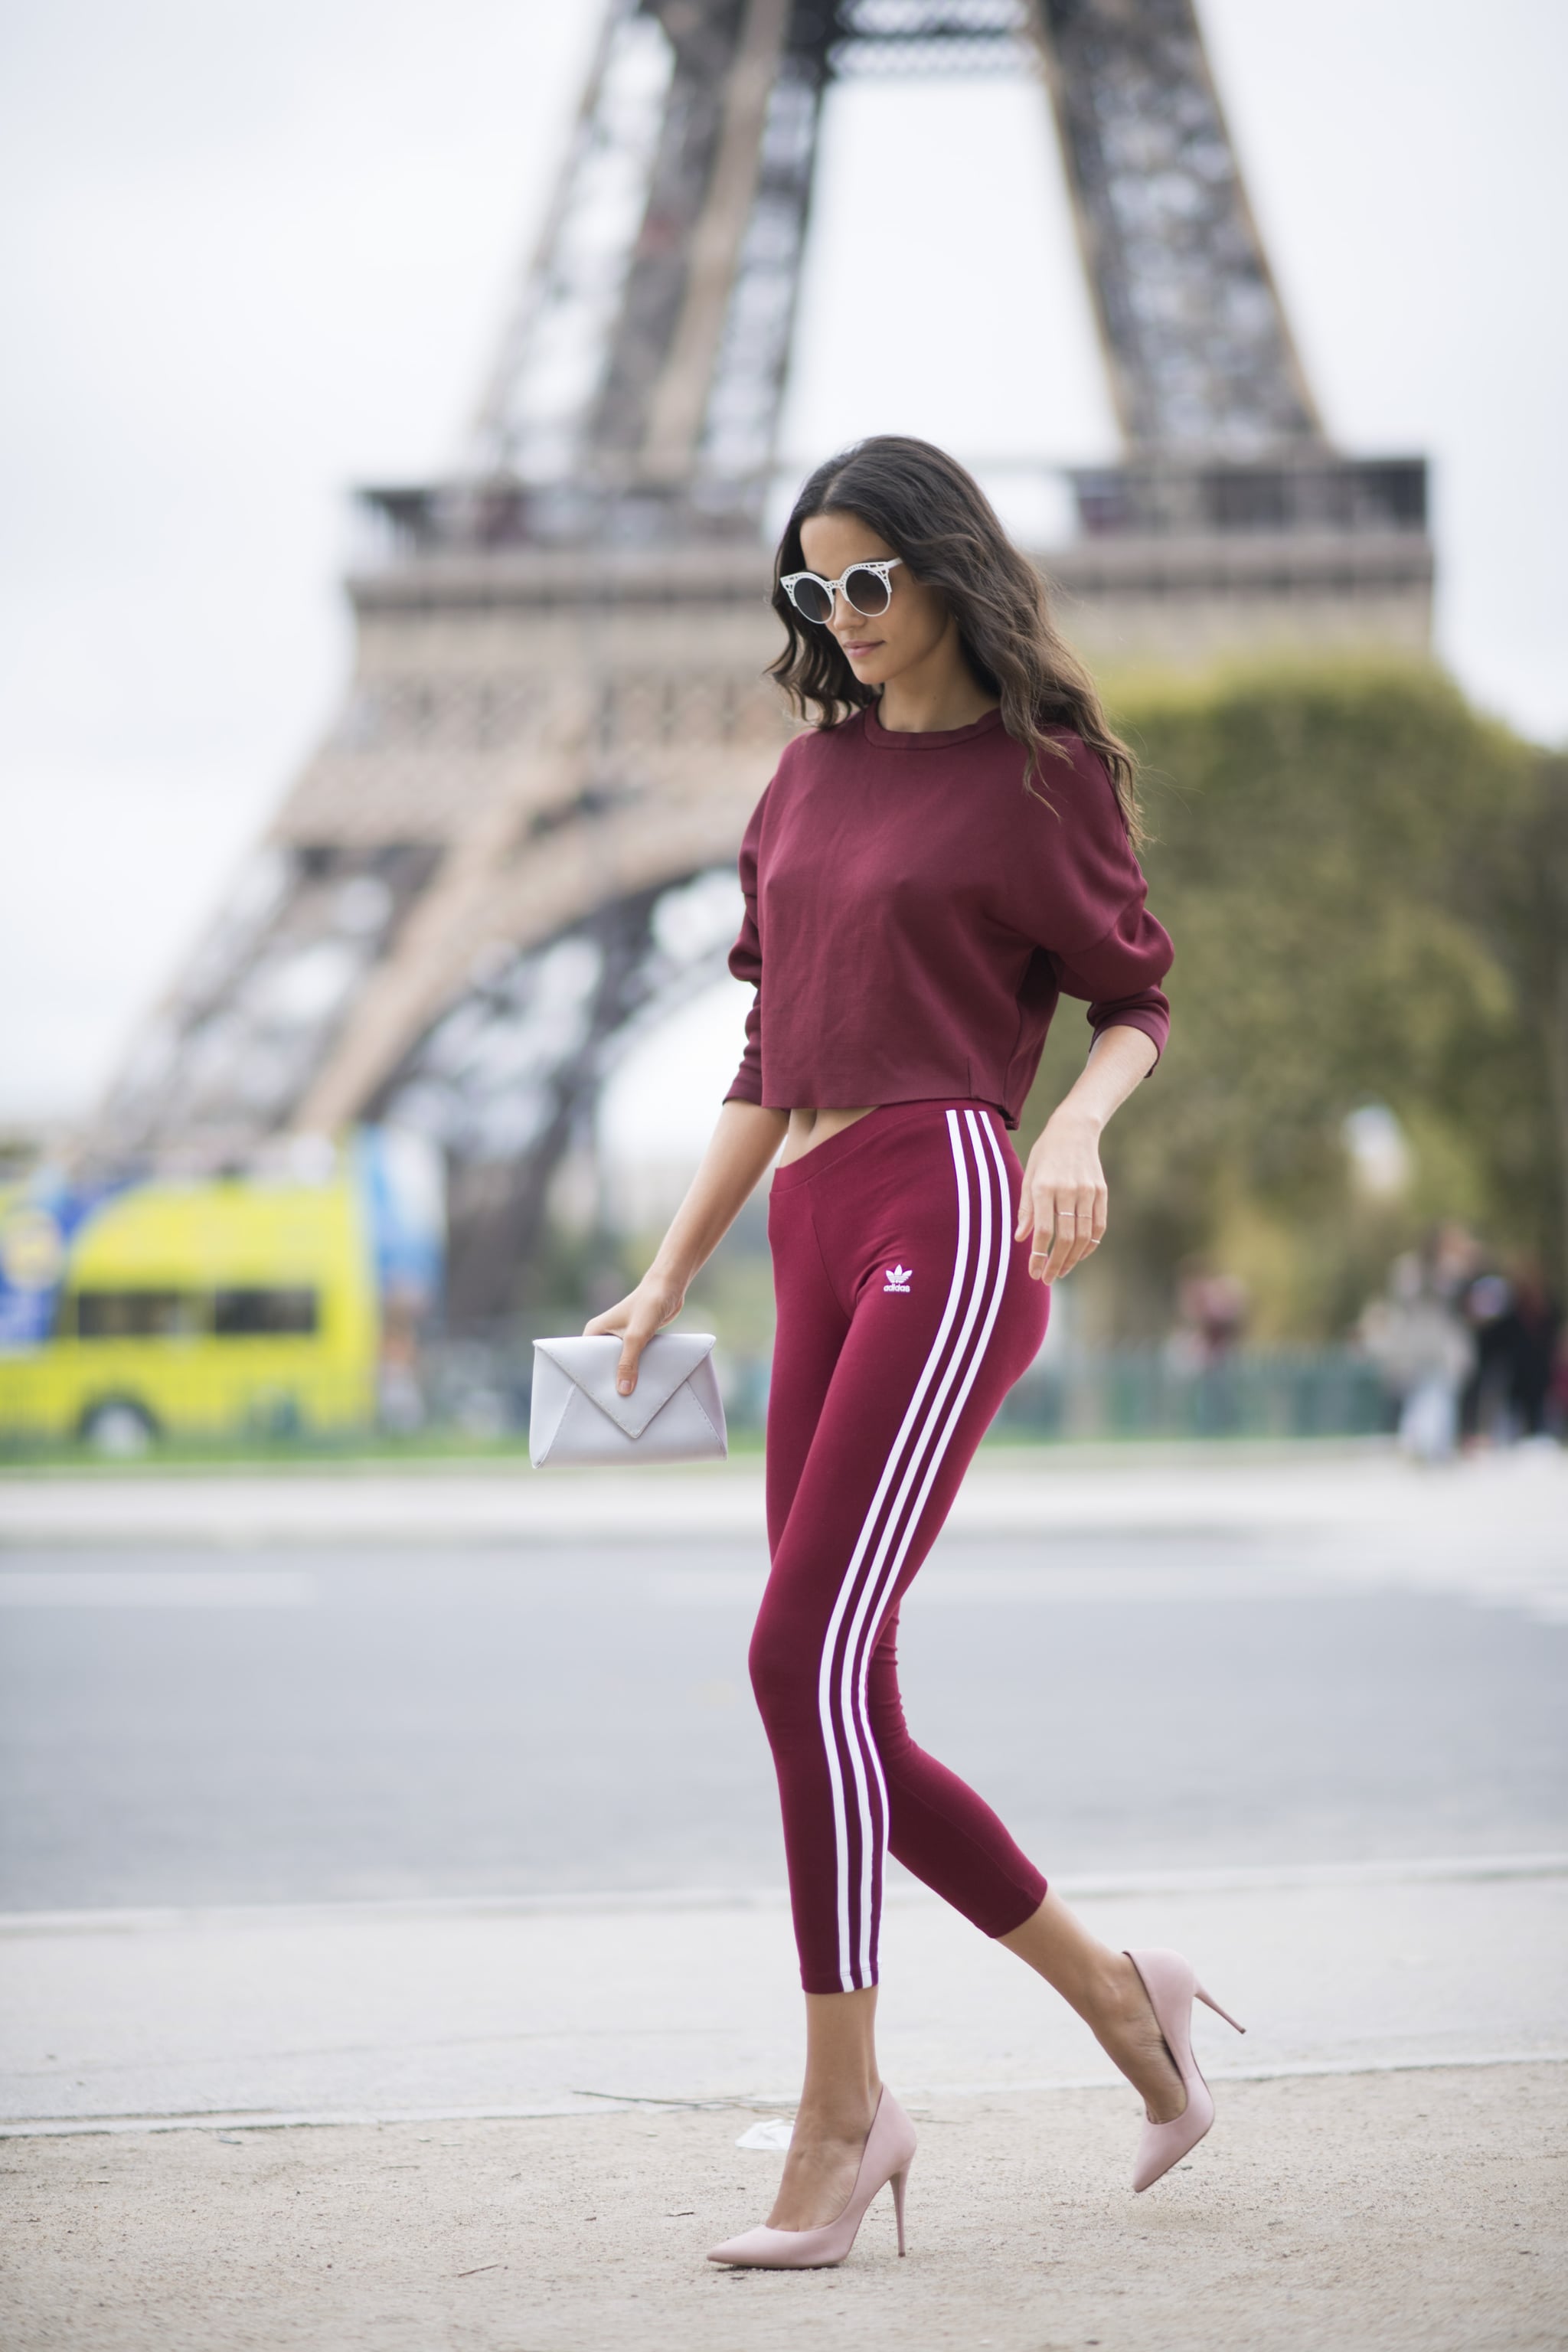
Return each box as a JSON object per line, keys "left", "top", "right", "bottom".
{"left": 585, "top": 1270, "right": 688, "bottom": 1396}
{"left": 580, "top": 1101, "right": 786, "bottom": 1396}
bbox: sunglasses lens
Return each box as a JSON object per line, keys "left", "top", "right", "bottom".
{"left": 843, "top": 565, "right": 891, "bottom": 617}
{"left": 789, "top": 576, "right": 834, "bottom": 624}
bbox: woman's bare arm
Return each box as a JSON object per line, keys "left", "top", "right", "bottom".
{"left": 586, "top": 1099, "right": 789, "bottom": 1392}
{"left": 1014, "top": 1023, "right": 1158, "bottom": 1283}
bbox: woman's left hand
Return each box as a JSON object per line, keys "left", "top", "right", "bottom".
{"left": 1015, "top": 1109, "right": 1108, "bottom": 1282}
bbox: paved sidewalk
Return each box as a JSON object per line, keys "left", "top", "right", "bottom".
{"left": 2, "top": 2066, "right": 1562, "bottom": 2350}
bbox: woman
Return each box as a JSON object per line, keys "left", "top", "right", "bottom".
{"left": 588, "top": 436, "right": 1241, "bottom": 2268}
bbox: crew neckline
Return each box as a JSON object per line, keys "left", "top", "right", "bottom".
{"left": 861, "top": 702, "right": 1006, "bottom": 751}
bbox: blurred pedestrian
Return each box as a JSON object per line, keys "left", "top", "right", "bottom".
{"left": 1459, "top": 1267, "right": 1517, "bottom": 1444}
{"left": 1455, "top": 1253, "right": 1564, "bottom": 1446}
{"left": 1360, "top": 1241, "right": 1475, "bottom": 1462}
{"left": 1501, "top": 1258, "right": 1564, "bottom": 1442}
{"left": 1170, "top": 1263, "right": 1249, "bottom": 1370}
{"left": 1168, "top": 1263, "right": 1249, "bottom": 1435}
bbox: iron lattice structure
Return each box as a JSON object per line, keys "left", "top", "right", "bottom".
{"left": 96, "top": 0, "right": 1433, "bottom": 1325}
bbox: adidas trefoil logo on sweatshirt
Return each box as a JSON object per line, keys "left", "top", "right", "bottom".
{"left": 883, "top": 1263, "right": 913, "bottom": 1293}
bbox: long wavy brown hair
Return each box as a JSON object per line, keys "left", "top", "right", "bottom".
{"left": 769, "top": 435, "right": 1142, "bottom": 843}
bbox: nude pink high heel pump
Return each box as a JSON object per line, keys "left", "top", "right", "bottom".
{"left": 1125, "top": 1947, "right": 1245, "bottom": 2193}
{"left": 706, "top": 2086, "right": 916, "bottom": 2269}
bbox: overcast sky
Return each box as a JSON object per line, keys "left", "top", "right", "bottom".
{"left": 2, "top": 0, "right": 1564, "bottom": 1145}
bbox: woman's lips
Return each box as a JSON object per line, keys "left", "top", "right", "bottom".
{"left": 841, "top": 639, "right": 882, "bottom": 658}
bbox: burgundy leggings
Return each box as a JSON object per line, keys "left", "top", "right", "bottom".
{"left": 752, "top": 1100, "right": 1051, "bottom": 1995}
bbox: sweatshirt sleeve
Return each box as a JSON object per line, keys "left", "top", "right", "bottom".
{"left": 1052, "top": 903, "right": 1173, "bottom": 1063}
{"left": 722, "top": 789, "right": 766, "bottom": 1106}
{"left": 1024, "top": 737, "right": 1174, "bottom": 1064}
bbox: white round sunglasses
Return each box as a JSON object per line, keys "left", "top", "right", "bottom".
{"left": 780, "top": 557, "right": 903, "bottom": 626}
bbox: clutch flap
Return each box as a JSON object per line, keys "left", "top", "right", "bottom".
{"left": 531, "top": 1331, "right": 718, "bottom": 1440}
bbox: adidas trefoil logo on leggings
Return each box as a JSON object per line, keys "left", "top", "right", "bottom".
{"left": 883, "top": 1264, "right": 912, "bottom": 1293}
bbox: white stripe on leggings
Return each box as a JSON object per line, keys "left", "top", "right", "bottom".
{"left": 812, "top": 1110, "right": 975, "bottom": 1988}
{"left": 845, "top": 1111, "right": 1018, "bottom": 1981}
{"left": 812, "top": 1109, "right": 1007, "bottom": 1991}
{"left": 835, "top": 1111, "right": 1000, "bottom": 1979}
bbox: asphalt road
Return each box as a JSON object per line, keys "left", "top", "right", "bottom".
{"left": 2, "top": 1527, "right": 1564, "bottom": 1910}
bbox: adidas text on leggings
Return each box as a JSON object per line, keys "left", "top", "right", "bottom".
{"left": 753, "top": 1100, "right": 1051, "bottom": 1994}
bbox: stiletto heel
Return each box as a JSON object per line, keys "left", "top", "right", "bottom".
{"left": 707, "top": 2087, "right": 918, "bottom": 2269}
{"left": 1194, "top": 1980, "right": 1246, "bottom": 2037}
{"left": 1125, "top": 1948, "right": 1246, "bottom": 2194}
{"left": 890, "top": 2164, "right": 910, "bottom": 2257}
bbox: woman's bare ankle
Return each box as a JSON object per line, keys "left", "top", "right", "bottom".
{"left": 1094, "top": 1952, "right": 1152, "bottom": 2024}
{"left": 792, "top": 2078, "right": 880, "bottom": 2141}
{"left": 1087, "top": 1958, "right": 1185, "bottom": 2119}
{"left": 766, "top": 2087, "right": 881, "bottom": 2230}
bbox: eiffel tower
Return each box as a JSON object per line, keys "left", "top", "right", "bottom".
{"left": 95, "top": 0, "right": 1432, "bottom": 1325}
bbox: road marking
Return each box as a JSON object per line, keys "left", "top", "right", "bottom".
{"left": 0, "top": 1570, "right": 317, "bottom": 1609}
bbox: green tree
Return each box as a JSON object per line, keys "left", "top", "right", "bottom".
{"left": 1025, "top": 661, "right": 1564, "bottom": 1338}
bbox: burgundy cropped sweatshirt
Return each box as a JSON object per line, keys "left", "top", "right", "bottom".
{"left": 723, "top": 704, "right": 1172, "bottom": 1127}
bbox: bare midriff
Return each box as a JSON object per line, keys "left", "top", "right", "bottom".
{"left": 776, "top": 1106, "right": 877, "bottom": 1167}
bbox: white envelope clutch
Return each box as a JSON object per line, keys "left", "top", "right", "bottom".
{"left": 528, "top": 1331, "right": 728, "bottom": 1468}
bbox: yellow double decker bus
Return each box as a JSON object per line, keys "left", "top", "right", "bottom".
{"left": 0, "top": 1132, "right": 442, "bottom": 1451}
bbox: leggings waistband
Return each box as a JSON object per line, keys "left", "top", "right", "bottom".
{"left": 769, "top": 1099, "right": 1007, "bottom": 1191}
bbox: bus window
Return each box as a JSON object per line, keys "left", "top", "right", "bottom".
{"left": 213, "top": 1288, "right": 318, "bottom": 1337}
{"left": 76, "top": 1291, "right": 204, "bottom": 1339}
